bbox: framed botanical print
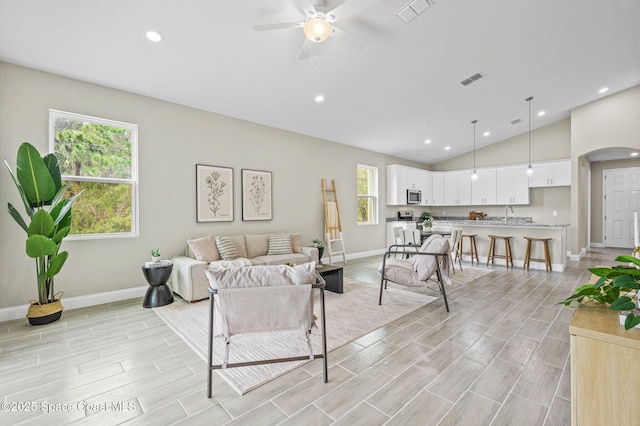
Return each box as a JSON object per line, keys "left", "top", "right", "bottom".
{"left": 241, "top": 169, "right": 272, "bottom": 221}
{"left": 196, "top": 164, "right": 233, "bottom": 222}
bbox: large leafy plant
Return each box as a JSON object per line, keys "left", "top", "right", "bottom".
{"left": 560, "top": 256, "right": 640, "bottom": 329}
{"left": 4, "top": 142, "right": 80, "bottom": 304}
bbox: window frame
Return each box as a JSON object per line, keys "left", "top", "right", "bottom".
{"left": 48, "top": 109, "right": 139, "bottom": 240}
{"left": 357, "top": 164, "right": 378, "bottom": 226}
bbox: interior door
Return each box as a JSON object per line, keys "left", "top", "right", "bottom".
{"left": 604, "top": 167, "right": 640, "bottom": 248}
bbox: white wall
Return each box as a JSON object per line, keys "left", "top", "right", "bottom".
{"left": 0, "top": 62, "right": 424, "bottom": 309}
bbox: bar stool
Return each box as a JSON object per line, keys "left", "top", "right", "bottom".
{"left": 523, "top": 237, "right": 552, "bottom": 272}
{"left": 486, "top": 235, "right": 514, "bottom": 268}
{"left": 456, "top": 234, "right": 479, "bottom": 265}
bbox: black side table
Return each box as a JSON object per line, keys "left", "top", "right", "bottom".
{"left": 316, "top": 264, "right": 343, "bottom": 294}
{"left": 142, "top": 262, "right": 174, "bottom": 308}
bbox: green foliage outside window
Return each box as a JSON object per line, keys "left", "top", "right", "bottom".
{"left": 52, "top": 113, "right": 135, "bottom": 236}
{"left": 357, "top": 166, "right": 376, "bottom": 223}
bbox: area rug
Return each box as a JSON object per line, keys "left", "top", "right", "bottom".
{"left": 153, "top": 278, "right": 435, "bottom": 395}
{"left": 367, "top": 262, "right": 494, "bottom": 285}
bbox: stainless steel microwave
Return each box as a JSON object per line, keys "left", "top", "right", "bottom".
{"left": 407, "top": 189, "right": 421, "bottom": 204}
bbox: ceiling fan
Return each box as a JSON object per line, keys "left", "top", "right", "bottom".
{"left": 253, "top": 0, "right": 381, "bottom": 59}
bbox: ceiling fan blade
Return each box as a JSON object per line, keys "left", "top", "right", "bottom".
{"left": 331, "top": 25, "right": 367, "bottom": 49}
{"left": 298, "top": 0, "right": 317, "bottom": 17}
{"left": 326, "top": 0, "right": 381, "bottom": 22}
{"left": 253, "top": 22, "right": 302, "bottom": 31}
{"left": 298, "top": 38, "right": 315, "bottom": 60}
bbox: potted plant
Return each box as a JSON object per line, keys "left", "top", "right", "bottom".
{"left": 4, "top": 142, "right": 81, "bottom": 325}
{"left": 560, "top": 255, "right": 640, "bottom": 329}
{"left": 420, "top": 212, "right": 433, "bottom": 231}
{"left": 150, "top": 248, "right": 161, "bottom": 262}
{"left": 312, "top": 239, "right": 325, "bottom": 265}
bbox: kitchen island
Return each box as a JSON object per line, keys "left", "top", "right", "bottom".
{"left": 433, "top": 220, "right": 568, "bottom": 272}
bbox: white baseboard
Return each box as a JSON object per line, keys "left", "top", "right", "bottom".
{"left": 569, "top": 247, "right": 588, "bottom": 262}
{"left": 0, "top": 286, "right": 147, "bottom": 323}
{"left": 590, "top": 242, "right": 605, "bottom": 248}
{"left": 321, "top": 248, "right": 387, "bottom": 265}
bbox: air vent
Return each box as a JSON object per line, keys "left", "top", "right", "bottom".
{"left": 460, "top": 72, "right": 484, "bottom": 86}
{"left": 510, "top": 118, "right": 522, "bottom": 125}
{"left": 397, "top": 0, "right": 433, "bottom": 24}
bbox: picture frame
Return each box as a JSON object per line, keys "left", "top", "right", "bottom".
{"left": 242, "top": 169, "right": 272, "bottom": 221}
{"left": 196, "top": 164, "right": 233, "bottom": 222}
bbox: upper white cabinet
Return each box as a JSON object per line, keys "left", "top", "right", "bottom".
{"left": 387, "top": 165, "right": 432, "bottom": 205}
{"left": 387, "top": 165, "right": 407, "bottom": 205}
{"left": 432, "top": 172, "right": 445, "bottom": 206}
{"left": 496, "top": 165, "right": 530, "bottom": 204}
{"left": 420, "top": 171, "right": 434, "bottom": 206}
{"left": 443, "top": 170, "right": 472, "bottom": 205}
{"left": 529, "top": 160, "right": 571, "bottom": 187}
{"left": 471, "top": 168, "right": 497, "bottom": 205}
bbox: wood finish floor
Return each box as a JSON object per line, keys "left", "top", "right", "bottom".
{"left": 0, "top": 248, "right": 622, "bottom": 425}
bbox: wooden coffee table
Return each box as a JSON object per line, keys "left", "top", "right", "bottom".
{"left": 316, "top": 264, "right": 343, "bottom": 293}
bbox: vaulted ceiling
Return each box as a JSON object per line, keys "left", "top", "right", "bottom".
{"left": 1, "top": 0, "right": 639, "bottom": 164}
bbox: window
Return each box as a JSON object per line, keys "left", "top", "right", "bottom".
{"left": 357, "top": 164, "right": 378, "bottom": 225}
{"left": 49, "top": 110, "right": 138, "bottom": 239}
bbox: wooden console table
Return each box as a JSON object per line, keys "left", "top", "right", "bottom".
{"left": 570, "top": 301, "right": 640, "bottom": 425}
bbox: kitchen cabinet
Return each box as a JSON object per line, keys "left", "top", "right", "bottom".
{"left": 387, "top": 165, "right": 432, "bottom": 206}
{"left": 419, "top": 170, "right": 433, "bottom": 206}
{"left": 471, "top": 168, "right": 497, "bottom": 205}
{"left": 386, "top": 165, "right": 407, "bottom": 205}
{"left": 529, "top": 160, "right": 571, "bottom": 187}
{"left": 443, "top": 170, "right": 472, "bottom": 206}
{"left": 496, "top": 165, "right": 530, "bottom": 205}
{"left": 432, "top": 172, "right": 444, "bottom": 206}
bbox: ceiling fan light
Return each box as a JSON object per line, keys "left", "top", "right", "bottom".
{"left": 303, "top": 18, "right": 332, "bottom": 42}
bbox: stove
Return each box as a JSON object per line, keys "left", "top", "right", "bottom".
{"left": 397, "top": 211, "right": 414, "bottom": 221}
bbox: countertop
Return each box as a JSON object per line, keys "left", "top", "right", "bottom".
{"left": 432, "top": 220, "right": 569, "bottom": 228}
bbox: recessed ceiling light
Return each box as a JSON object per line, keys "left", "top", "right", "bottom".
{"left": 314, "top": 94, "right": 324, "bottom": 103}
{"left": 599, "top": 87, "right": 609, "bottom": 94}
{"left": 145, "top": 30, "right": 163, "bottom": 42}
{"left": 424, "top": 139, "right": 431, "bottom": 144}
{"left": 444, "top": 146, "right": 451, "bottom": 151}
{"left": 483, "top": 131, "right": 490, "bottom": 137}
{"left": 631, "top": 152, "right": 639, "bottom": 157}
{"left": 537, "top": 111, "right": 546, "bottom": 116}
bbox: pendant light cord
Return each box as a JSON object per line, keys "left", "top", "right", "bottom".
{"left": 526, "top": 97, "right": 533, "bottom": 166}
{"left": 471, "top": 119, "right": 477, "bottom": 171}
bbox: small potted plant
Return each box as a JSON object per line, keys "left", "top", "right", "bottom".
{"left": 312, "top": 239, "right": 325, "bottom": 265}
{"left": 150, "top": 248, "right": 161, "bottom": 262}
{"left": 420, "top": 212, "right": 433, "bottom": 231}
{"left": 560, "top": 255, "right": 640, "bottom": 329}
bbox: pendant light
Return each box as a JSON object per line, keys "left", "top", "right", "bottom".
{"left": 526, "top": 96, "right": 534, "bottom": 176}
{"left": 471, "top": 119, "right": 478, "bottom": 181}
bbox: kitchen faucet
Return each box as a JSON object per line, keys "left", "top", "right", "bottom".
{"left": 505, "top": 205, "right": 514, "bottom": 223}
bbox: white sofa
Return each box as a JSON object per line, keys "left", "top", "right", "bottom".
{"left": 169, "top": 232, "right": 319, "bottom": 301}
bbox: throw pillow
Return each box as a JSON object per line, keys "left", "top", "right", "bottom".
{"left": 187, "top": 234, "right": 220, "bottom": 263}
{"left": 291, "top": 232, "right": 302, "bottom": 253}
{"left": 267, "top": 233, "right": 292, "bottom": 255}
{"left": 216, "top": 236, "right": 239, "bottom": 260}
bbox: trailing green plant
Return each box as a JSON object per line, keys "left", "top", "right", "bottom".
{"left": 420, "top": 211, "right": 432, "bottom": 220}
{"left": 4, "top": 142, "right": 81, "bottom": 305}
{"left": 150, "top": 248, "right": 161, "bottom": 257}
{"left": 312, "top": 239, "right": 325, "bottom": 249}
{"left": 560, "top": 255, "right": 640, "bottom": 330}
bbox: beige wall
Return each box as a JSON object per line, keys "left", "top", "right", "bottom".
{"left": 570, "top": 85, "right": 640, "bottom": 254}
{"left": 0, "top": 62, "right": 425, "bottom": 309}
{"left": 590, "top": 158, "right": 640, "bottom": 244}
{"left": 433, "top": 118, "right": 571, "bottom": 171}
